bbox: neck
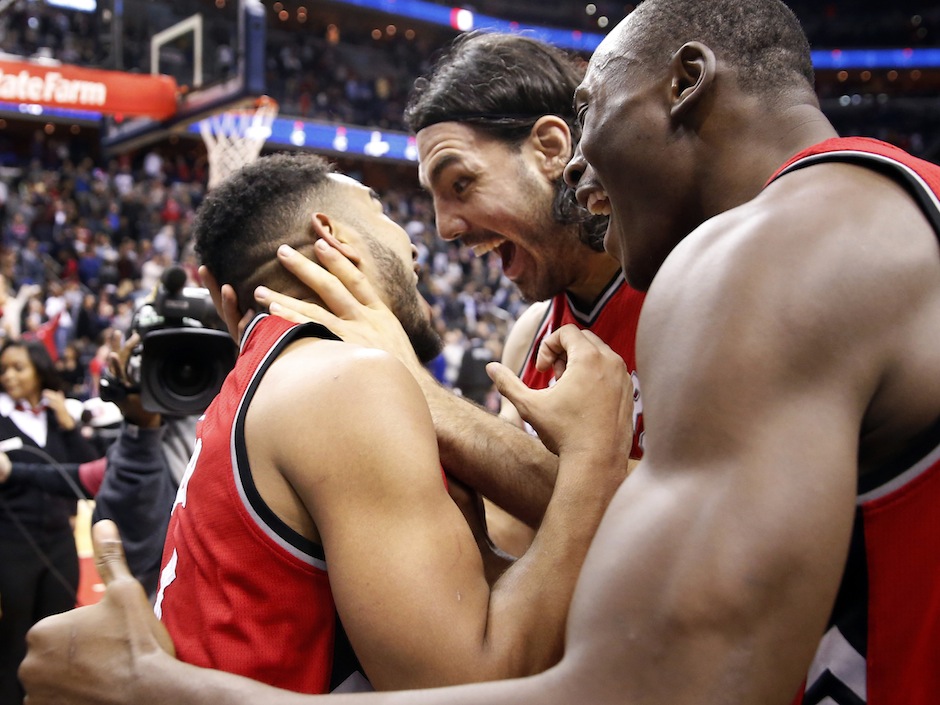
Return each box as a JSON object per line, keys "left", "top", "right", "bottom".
{"left": 566, "top": 250, "right": 623, "bottom": 305}
{"left": 19, "top": 393, "right": 42, "bottom": 408}
{"left": 704, "top": 101, "right": 839, "bottom": 219}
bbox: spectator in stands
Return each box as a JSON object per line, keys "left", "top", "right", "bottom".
{"left": 0, "top": 339, "right": 99, "bottom": 704}
{"left": 454, "top": 323, "right": 498, "bottom": 408}
{"left": 72, "top": 292, "right": 107, "bottom": 345}
{"left": 55, "top": 341, "right": 87, "bottom": 400}
{"left": 17, "top": 238, "right": 46, "bottom": 286}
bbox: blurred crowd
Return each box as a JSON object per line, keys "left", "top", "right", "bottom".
{"left": 0, "top": 0, "right": 937, "bottom": 412}
{"left": 0, "top": 133, "right": 519, "bottom": 411}
{"left": 1, "top": 0, "right": 938, "bottom": 149}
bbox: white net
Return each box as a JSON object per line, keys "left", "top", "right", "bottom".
{"left": 199, "top": 97, "right": 278, "bottom": 190}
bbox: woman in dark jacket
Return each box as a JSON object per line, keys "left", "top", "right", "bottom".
{"left": 0, "top": 339, "right": 98, "bottom": 703}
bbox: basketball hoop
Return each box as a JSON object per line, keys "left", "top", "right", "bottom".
{"left": 200, "top": 96, "right": 279, "bottom": 190}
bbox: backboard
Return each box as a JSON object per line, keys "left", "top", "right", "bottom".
{"left": 101, "top": 0, "right": 266, "bottom": 154}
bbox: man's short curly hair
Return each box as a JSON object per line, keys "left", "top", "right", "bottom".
{"left": 193, "top": 153, "right": 335, "bottom": 308}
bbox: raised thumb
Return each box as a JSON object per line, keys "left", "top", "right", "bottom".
{"left": 92, "top": 519, "right": 133, "bottom": 586}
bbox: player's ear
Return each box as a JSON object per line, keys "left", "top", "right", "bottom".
{"left": 198, "top": 265, "right": 243, "bottom": 338}
{"left": 310, "top": 212, "right": 361, "bottom": 264}
{"left": 529, "top": 115, "right": 573, "bottom": 180}
{"left": 669, "top": 41, "right": 716, "bottom": 124}
{"left": 198, "top": 265, "right": 225, "bottom": 315}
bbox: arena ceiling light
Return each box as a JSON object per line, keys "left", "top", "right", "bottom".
{"left": 324, "top": 0, "right": 940, "bottom": 68}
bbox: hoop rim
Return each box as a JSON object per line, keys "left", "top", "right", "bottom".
{"left": 198, "top": 94, "right": 279, "bottom": 188}
{"left": 253, "top": 95, "right": 278, "bottom": 111}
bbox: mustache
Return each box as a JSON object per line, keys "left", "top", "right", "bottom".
{"left": 551, "top": 178, "right": 607, "bottom": 252}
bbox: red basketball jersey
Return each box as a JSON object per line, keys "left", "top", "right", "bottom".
{"left": 155, "top": 314, "right": 368, "bottom": 694}
{"left": 770, "top": 137, "right": 940, "bottom": 705}
{"left": 519, "top": 272, "right": 646, "bottom": 458}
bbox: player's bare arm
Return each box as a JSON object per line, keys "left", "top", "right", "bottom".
{"left": 254, "top": 239, "right": 561, "bottom": 528}
{"left": 496, "top": 299, "right": 550, "bottom": 429}
{"left": 247, "top": 337, "right": 623, "bottom": 688}
{"left": 16, "top": 324, "right": 631, "bottom": 705}
{"left": 535, "top": 164, "right": 940, "bottom": 705}
{"left": 480, "top": 299, "right": 551, "bottom": 555}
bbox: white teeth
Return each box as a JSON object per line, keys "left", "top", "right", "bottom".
{"left": 471, "top": 241, "right": 501, "bottom": 257}
{"left": 587, "top": 191, "right": 611, "bottom": 216}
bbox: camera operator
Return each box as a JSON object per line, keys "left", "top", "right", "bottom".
{"left": 90, "top": 330, "right": 197, "bottom": 600}
{"left": 92, "top": 267, "right": 236, "bottom": 599}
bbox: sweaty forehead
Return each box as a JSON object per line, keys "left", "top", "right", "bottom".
{"left": 586, "top": 43, "right": 632, "bottom": 85}
{"left": 416, "top": 122, "right": 502, "bottom": 189}
{"left": 591, "top": 38, "right": 618, "bottom": 71}
{"left": 585, "top": 18, "right": 643, "bottom": 83}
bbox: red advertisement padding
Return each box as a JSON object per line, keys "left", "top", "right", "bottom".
{"left": 0, "top": 58, "right": 179, "bottom": 120}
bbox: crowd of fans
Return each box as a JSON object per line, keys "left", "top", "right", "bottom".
{"left": 265, "top": 22, "right": 438, "bottom": 130}
{"left": 0, "top": 132, "right": 520, "bottom": 411}
{"left": 2, "top": 0, "right": 938, "bottom": 145}
{"left": 0, "top": 0, "right": 937, "bottom": 411}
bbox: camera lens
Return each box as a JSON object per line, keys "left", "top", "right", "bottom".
{"left": 162, "top": 353, "right": 212, "bottom": 398}
{"left": 140, "top": 328, "right": 237, "bottom": 416}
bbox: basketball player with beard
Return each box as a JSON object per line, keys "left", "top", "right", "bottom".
{"left": 20, "top": 2, "right": 940, "bottom": 703}
{"left": 148, "top": 153, "right": 629, "bottom": 695}
{"left": 402, "top": 33, "right": 646, "bottom": 554}
{"left": 255, "top": 33, "right": 645, "bottom": 556}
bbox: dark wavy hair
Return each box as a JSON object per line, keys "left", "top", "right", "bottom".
{"left": 0, "top": 339, "right": 64, "bottom": 393}
{"left": 405, "top": 31, "right": 584, "bottom": 142}
{"left": 405, "top": 31, "right": 607, "bottom": 251}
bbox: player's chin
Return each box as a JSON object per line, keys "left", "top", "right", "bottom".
{"left": 603, "top": 219, "right": 624, "bottom": 268}
{"left": 512, "top": 272, "right": 549, "bottom": 304}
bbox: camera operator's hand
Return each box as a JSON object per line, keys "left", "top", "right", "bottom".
{"left": 106, "top": 330, "right": 161, "bottom": 429}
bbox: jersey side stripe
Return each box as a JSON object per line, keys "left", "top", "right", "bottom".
{"left": 231, "top": 316, "right": 329, "bottom": 570}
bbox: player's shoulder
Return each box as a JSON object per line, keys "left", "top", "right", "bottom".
{"left": 272, "top": 337, "right": 416, "bottom": 403}
{"left": 512, "top": 299, "right": 553, "bottom": 331}
{"left": 502, "top": 300, "right": 552, "bottom": 369}
{"left": 755, "top": 154, "right": 935, "bottom": 241}
{"left": 248, "top": 336, "right": 432, "bottom": 469}
{"left": 646, "top": 155, "right": 938, "bottom": 357}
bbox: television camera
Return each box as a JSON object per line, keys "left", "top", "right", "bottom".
{"left": 100, "top": 266, "right": 237, "bottom": 416}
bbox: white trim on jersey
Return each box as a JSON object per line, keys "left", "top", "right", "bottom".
{"left": 230, "top": 315, "right": 329, "bottom": 571}
{"left": 238, "top": 312, "right": 265, "bottom": 354}
{"left": 564, "top": 270, "right": 626, "bottom": 326}
{"left": 775, "top": 149, "right": 940, "bottom": 220}
{"left": 858, "top": 438, "right": 940, "bottom": 504}
{"left": 805, "top": 626, "right": 868, "bottom": 703}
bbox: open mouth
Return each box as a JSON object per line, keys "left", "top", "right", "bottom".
{"left": 498, "top": 241, "right": 517, "bottom": 275}
{"left": 586, "top": 190, "right": 612, "bottom": 216}
{"left": 470, "top": 239, "right": 505, "bottom": 257}
{"left": 467, "top": 237, "right": 520, "bottom": 278}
